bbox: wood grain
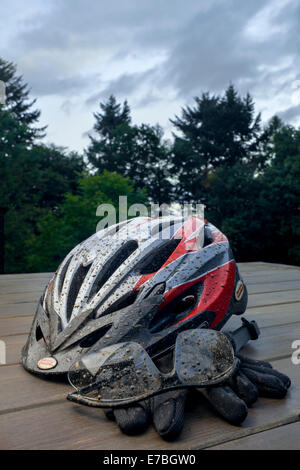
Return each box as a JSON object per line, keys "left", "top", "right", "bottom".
{"left": 1, "top": 263, "right": 300, "bottom": 450}
{"left": 209, "top": 421, "right": 300, "bottom": 450}
{"left": 0, "top": 358, "right": 298, "bottom": 450}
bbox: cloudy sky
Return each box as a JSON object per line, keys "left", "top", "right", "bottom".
{"left": 1, "top": 0, "right": 299, "bottom": 152}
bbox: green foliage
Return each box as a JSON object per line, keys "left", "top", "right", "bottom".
{"left": 92, "top": 94, "right": 131, "bottom": 138}
{"left": 204, "top": 163, "right": 263, "bottom": 259}
{"left": 0, "top": 107, "right": 85, "bottom": 272}
{"left": 1, "top": 59, "right": 299, "bottom": 272}
{"left": 0, "top": 57, "right": 45, "bottom": 140}
{"left": 203, "top": 124, "right": 300, "bottom": 264}
{"left": 87, "top": 95, "right": 172, "bottom": 203}
{"left": 171, "top": 85, "right": 264, "bottom": 202}
{"left": 256, "top": 126, "right": 300, "bottom": 264}
{"left": 25, "top": 171, "right": 147, "bottom": 272}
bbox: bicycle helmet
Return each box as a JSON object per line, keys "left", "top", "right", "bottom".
{"left": 22, "top": 216, "right": 247, "bottom": 375}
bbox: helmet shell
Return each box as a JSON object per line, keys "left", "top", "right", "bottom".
{"left": 22, "top": 216, "right": 247, "bottom": 375}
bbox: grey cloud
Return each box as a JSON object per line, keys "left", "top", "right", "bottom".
{"left": 2, "top": 0, "right": 300, "bottom": 153}
{"left": 85, "top": 69, "right": 156, "bottom": 107}
{"left": 160, "top": 0, "right": 299, "bottom": 97}
{"left": 28, "top": 74, "right": 96, "bottom": 97}
{"left": 10, "top": 0, "right": 300, "bottom": 103}
{"left": 16, "top": 0, "right": 202, "bottom": 53}
{"left": 135, "top": 91, "right": 161, "bottom": 108}
{"left": 86, "top": 73, "right": 141, "bottom": 106}
{"left": 278, "top": 104, "right": 300, "bottom": 121}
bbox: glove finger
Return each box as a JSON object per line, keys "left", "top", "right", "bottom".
{"left": 228, "top": 371, "right": 259, "bottom": 406}
{"left": 113, "top": 401, "right": 151, "bottom": 435}
{"left": 104, "top": 408, "right": 115, "bottom": 421}
{"left": 200, "top": 385, "right": 248, "bottom": 425}
{"left": 152, "top": 389, "right": 187, "bottom": 441}
{"left": 238, "top": 354, "right": 273, "bottom": 369}
{"left": 241, "top": 363, "right": 291, "bottom": 390}
{"left": 242, "top": 367, "right": 290, "bottom": 398}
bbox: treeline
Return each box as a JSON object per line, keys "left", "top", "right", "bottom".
{"left": 0, "top": 57, "right": 299, "bottom": 273}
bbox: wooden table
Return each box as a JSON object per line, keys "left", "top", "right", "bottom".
{"left": 1, "top": 263, "right": 300, "bottom": 450}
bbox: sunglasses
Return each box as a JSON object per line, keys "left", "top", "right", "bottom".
{"left": 67, "top": 328, "right": 238, "bottom": 408}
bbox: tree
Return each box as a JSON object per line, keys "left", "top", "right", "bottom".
{"left": 2, "top": 143, "right": 84, "bottom": 273}
{"left": 25, "top": 171, "right": 147, "bottom": 272}
{"left": 87, "top": 95, "right": 173, "bottom": 203}
{"left": 0, "top": 57, "right": 45, "bottom": 141}
{"left": 257, "top": 125, "right": 300, "bottom": 264}
{"left": 170, "top": 85, "right": 264, "bottom": 202}
{"left": 204, "top": 123, "right": 300, "bottom": 265}
{"left": 91, "top": 94, "right": 131, "bottom": 139}
{"left": 0, "top": 108, "right": 38, "bottom": 272}
{"left": 20, "top": 144, "right": 84, "bottom": 210}
{"left": 0, "top": 106, "right": 85, "bottom": 272}
{"left": 203, "top": 163, "right": 262, "bottom": 259}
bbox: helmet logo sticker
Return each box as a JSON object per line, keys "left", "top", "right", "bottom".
{"left": 37, "top": 357, "right": 57, "bottom": 370}
{"left": 235, "top": 281, "right": 244, "bottom": 301}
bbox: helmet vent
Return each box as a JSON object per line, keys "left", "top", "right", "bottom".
{"left": 139, "top": 239, "right": 181, "bottom": 275}
{"left": 88, "top": 240, "right": 138, "bottom": 302}
{"left": 151, "top": 219, "right": 184, "bottom": 238}
{"left": 149, "top": 283, "right": 203, "bottom": 333}
{"left": 203, "top": 225, "right": 215, "bottom": 247}
{"left": 58, "top": 255, "right": 73, "bottom": 296}
{"left": 99, "top": 290, "right": 139, "bottom": 317}
{"left": 35, "top": 324, "right": 44, "bottom": 343}
{"left": 66, "top": 263, "right": 91, "bottom": 321}
{"left": 79, "top": 324, "right": 111, "bottom": 348}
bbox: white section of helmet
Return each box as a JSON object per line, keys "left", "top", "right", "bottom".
{"left": 43, "top": 216, "right": 205, "bottom": 330}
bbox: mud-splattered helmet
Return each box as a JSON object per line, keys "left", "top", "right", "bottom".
{"left": 22, "top": 216, "right": 247, "bottom": 375}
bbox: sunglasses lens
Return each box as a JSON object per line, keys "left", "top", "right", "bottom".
{"left": 68, "top": 342, "right": 162, "bottom": 404}
{"left": 175, "top": 329, "right": 235, "bottom": 386}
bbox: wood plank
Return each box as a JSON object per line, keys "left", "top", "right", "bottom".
{"left": 0, "top": 280, "right": 49, "bottom": 295}
{"left": 0, "top": 291, "right": 41, "bottom": 305}
{"left": 209, "top": 421, "right": 300, "bottom": 450}
{"left": 0, "top": 358, "right": 298, "bottom": 450}
{"left": 243, "top": 271, "right": 300, "bottom": 285}
{"left": 0, "top": 273, "right": 53, "bottom": 280}
{"left": 239, "top": 262, "right": 300, "bottom": 270}
{"left": 224, "top": 322, "right": 300, "bottom": 361}
{"left": 227, "top": 304, "right": 300, "bottom": 330}
{"left": 247, "top": 280, "right": 300, "bottom": 295}
{"left": 0, "top": 264, "right": 299, "bottom": 450}
{"left": 0, "top": 334, "right": 27, "bottom": 366}
{"left": 0, "top": 365, "right": 69, "bottom": 413}
{"left": 242, "top": 267, "right": 300, "bottom": 276}
{"left": 0, "top": 315, "right": 33, "bottom": 336}
{"left": 0, "top": 302, "right": 36, "bottom": 317}
{"left": 248, "top": 290, "right": 300, "bottom": 309}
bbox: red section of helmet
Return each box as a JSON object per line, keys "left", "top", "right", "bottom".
{"left": 133, "top": 217, "right": 235, "bottom": 330}
{"left": 157, "top": 261, "right": 235, "bottom": 328}
{"left": 134, "top": 273, "right": 153, "bottom": 290}
{"left": 134, "top": 217, "right": 204, "bottom": 291}
{"left": 181, "top": 261, "right": 235, "bottom": 327}
{"left": 211, "top": 229, "right": 228, "bottom": 243}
